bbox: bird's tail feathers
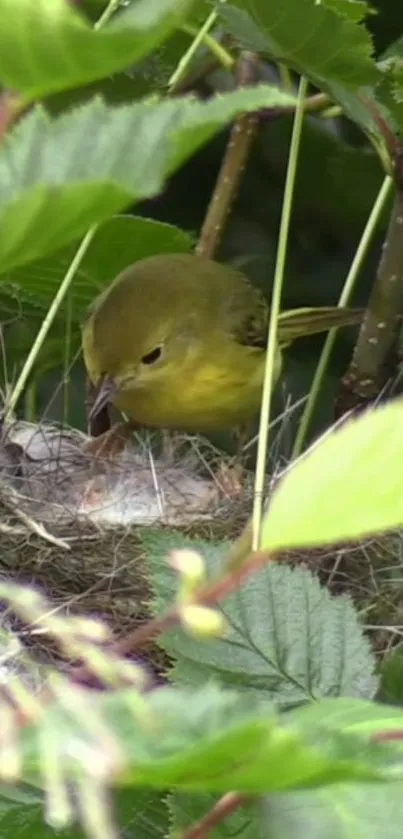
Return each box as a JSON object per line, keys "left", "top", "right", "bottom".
{"left": 278, "top": 306, "right": 363, "bottom": 347}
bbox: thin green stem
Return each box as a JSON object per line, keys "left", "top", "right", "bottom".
{"left": 179, "top": 23, "right": 234, "bottom": 74}
{"left": 252, "top": 75, "right": 309, "bottom": 552}
{"left": 169, "top": 3, "right": 232, "bottom": 92}
{"left": 24, "top": 381, "right": 36, "bottom": 421}
{"left": 292, "top": 174, "right": 393, "bottom": 459}
{"left": 320, "top": 105, "right": 343, "bottom": 120}
{"left": 63, "top": 291, "right": 73, "bottom": 426}
{"left": 93, "top": 0, "right": 121, "bottom": 30}
{"left": 278, "top": 62, "right": 293, "bottom": 93}
{"left": 6, "top": 229, "right": 96, "bottom": 420}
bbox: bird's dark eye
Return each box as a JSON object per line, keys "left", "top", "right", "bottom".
{"left": 141, "top": 346, "right": 162, "bottom": 365}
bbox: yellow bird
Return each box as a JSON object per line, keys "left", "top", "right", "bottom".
{"left": 83, "top": 253, "right": 362, "bottom": 433}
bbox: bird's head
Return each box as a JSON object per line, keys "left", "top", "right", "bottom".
{"left": 83, "top": 257, "right": 210, "bottom": 422}
{"left": 88, "top": 336, "right": 173, "bottom": 421}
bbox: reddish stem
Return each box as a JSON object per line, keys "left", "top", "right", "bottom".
{"left": 179, "top": 793, "right": 247, "bottom": 839}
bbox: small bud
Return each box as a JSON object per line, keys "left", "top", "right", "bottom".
{"left": 69, "top": 617, "right": 111, "bottom": 643}
{"left": 169, "top": 549, "right": 206, "bottom": 602}
{"left": 169, "top": 549, "right": 205, "bottom": 582}
{"left": 180, "top": 605, "right": 226, "bottom": 638}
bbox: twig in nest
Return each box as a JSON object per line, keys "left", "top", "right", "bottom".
{"left": 195, "top": 51, "right": 261, "bottom": 260}
{"left": 0, "top": 488, "right": 70, "bottom": 551}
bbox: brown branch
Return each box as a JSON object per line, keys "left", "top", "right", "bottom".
{"left": 0, "top": 92, "right": 23, "bottom": 145}
{"left": 371, "top": 730, "right": 403, "bottom": 743}
{"left": 360, "top": 94, "right": 398, "bottom": 164}
{"left": 337, "top": 186, "right": 403, "bottom": 414}
{"left": 179, "top": 793, "right": 247, "bottom": 839}
{"left": 195, "top": 52, "right": 261, "bottom": 260}
{"left": 259, "top": 91, "right": 329, "bottom": 122}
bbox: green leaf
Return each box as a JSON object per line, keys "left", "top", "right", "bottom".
{"left": 5, "top": 216, "right": 193, "bottom": 317}
{"left": 0, "top": 86, "right": 296, "bottom": 274}
{"left": 218, "top": 0, "right": 379, "bottom": 88}
{"left": 287, "top": 696, "right": 403, "bottom": 735}
{"left": 262, "top": 401, "right": 403, "bottom": 551}
{"left": 0, "top": 788, "right": 168, "bottom": 839}
{"left": 17, "top": 686, "right": 402, "bottom": 794}
{"left": 143, "top": 532, "right": 377, "bottom": 706}
{"left": 171, "top": 777, "right": 403, "bottom": 839}
{"left": 321, "top": 0, "right": 375, "bottom": 23}
{"left": 262, "top": 782, "right": 403, "bottom": 839}
{"left": 0, "top": 0, "right": 193, "bottom": 100}
{"left": 378, "top": 651, "right": 403, "bottom": 705}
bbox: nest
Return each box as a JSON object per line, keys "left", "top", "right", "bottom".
{"left": 0, "top": 421, "right": 251, "bottom": 672}
{"left": 0, "top": 419, "right": 401, "bottom": 679}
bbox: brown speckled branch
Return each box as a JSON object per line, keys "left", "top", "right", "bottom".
{"left": 338, "top": 185, "right": 403, "bottom": 410}
{"left": 195, "top": 52, "right": 261, "bottom": 260}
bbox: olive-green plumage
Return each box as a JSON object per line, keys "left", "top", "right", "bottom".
{"left": 82, "top": 253, "right": 362, "bottom": 432}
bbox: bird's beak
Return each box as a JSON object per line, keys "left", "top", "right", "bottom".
{"left": 89, "top": 375, "right": 117, "bottom": 420}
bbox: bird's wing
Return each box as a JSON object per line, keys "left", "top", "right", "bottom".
{"left": 226, "top": 282, "right": 269, "bottom": 350}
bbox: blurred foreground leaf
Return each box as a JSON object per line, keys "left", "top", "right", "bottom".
{"left": 0, "top": 86, "right": 295, "bottom": 274}
{"left": 262, "top": 402, "right": 403, "bottom": 550}
{"left": 0, "top": 0, "right": 193, "bottom": 99}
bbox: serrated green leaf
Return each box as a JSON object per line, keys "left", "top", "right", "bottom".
{"left": 0, "top": 788, "right": 167, "bottom": 839}
{"left": 321, "top": 0, "right": 375, "bottom": 23}
{"left": 0, "top": 85, "right": 295, "bottom": 274}
{"left": 0, "top": 0, "right": 193, "bottom": 100}
{"left": 219, "top": 0, "right": 378, "bottom": 88}
{"left": 374, "top": 73, "right": 403, "bottom": 138}
{"left": 262, "top": 402, "right": 403, "bottom": 551}
{"left": 142, "top": 532, "right": 377, "bottom": 706}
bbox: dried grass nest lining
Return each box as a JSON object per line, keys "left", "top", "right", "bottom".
{"left": 0, "top": 421, "right": 402, "bottom": 662}
{"left": 0, "top": 421, "right": 250, "bottom": 642}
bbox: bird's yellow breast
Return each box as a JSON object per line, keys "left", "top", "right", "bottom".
{"left": 114, "top": 351, "right": 275, "bottom": 432}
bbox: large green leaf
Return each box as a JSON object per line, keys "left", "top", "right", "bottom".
{"left": 0, "top": 86, "right": 296, "bottom": 274}
{"left": 16, "top": 686, "right": 403, "bottom": 794}
{"left": 262, "top": 401, "right": 403, "bottom": 551}
{"left": 0, "top": 0, "right": 193, "bottom": 100}
{"left": 143, "top": 532, "right": 377, "bottom": 706}
{"left": 218, "top": 0, "right": 379, "bottom": 88}
{"left": 171, "top": 779, "right": 403, "bottom": 839}
{"left": 262, "top": 782, "right": 403, "bottom": 839}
